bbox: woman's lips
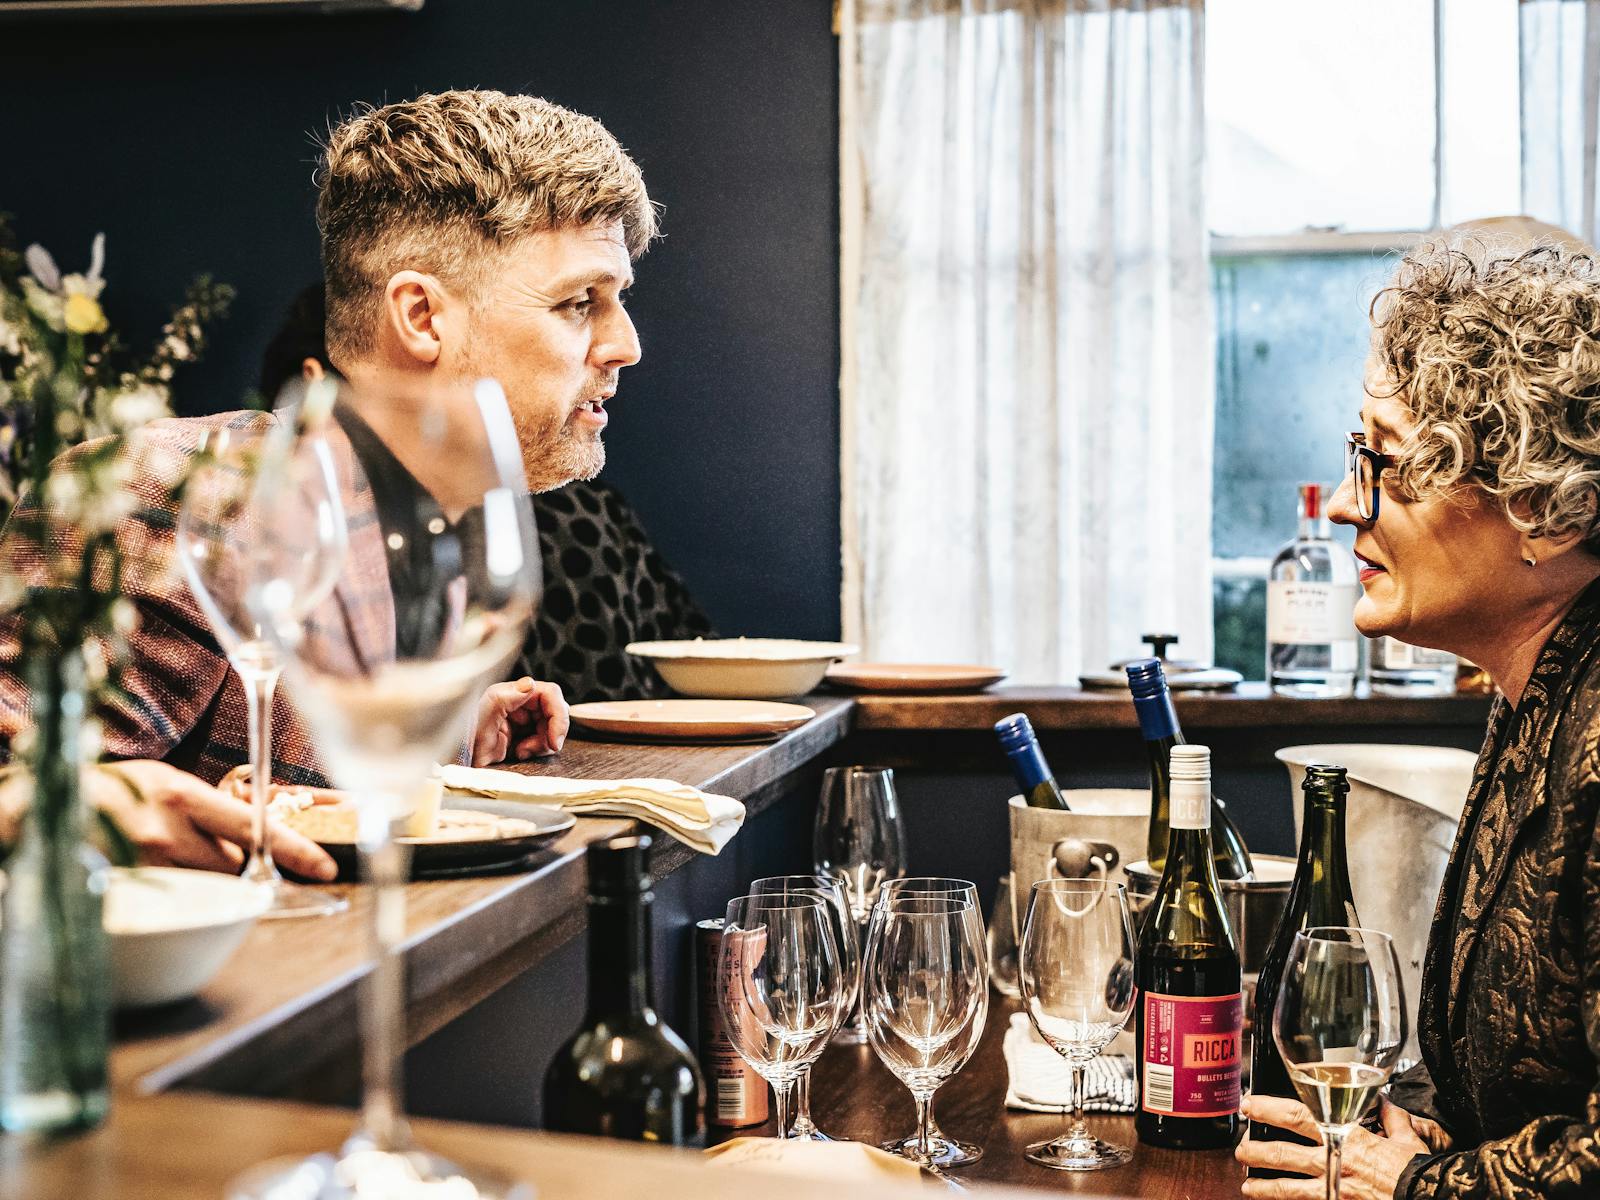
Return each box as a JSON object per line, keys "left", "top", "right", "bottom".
{"left": 1355, "top": 552, "right": 1386, "bottom": 584}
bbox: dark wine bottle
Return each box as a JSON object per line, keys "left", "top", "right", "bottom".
{"left": 1247, "top": 763, "right": 1359, "bottom": 1178}
{"left": 543, "top": 835, "right": 705, "bottom": 1145}
{"left": 993, "top": 713, "right": 1070, "bottom": 809}
{"left": 1135, "top": 745, "right": 1243, "bottom": 1150}
{"left": 1126, "top": 658, "right": 1253, "bottom": 879}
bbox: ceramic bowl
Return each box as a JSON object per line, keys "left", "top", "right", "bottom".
{"left": 625, "top": 638, "right": 858, "bottom": 699}
{"left": 104, "top": 866, "right": 272, "bottom": 1008}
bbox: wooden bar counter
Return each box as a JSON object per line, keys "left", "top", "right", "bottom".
{"left": 4, "top": 685, "right": 1486, "bottom": 1197}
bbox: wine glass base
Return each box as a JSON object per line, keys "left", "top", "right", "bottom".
{"left": 258, "top": 880, "right": 349, "bottom": 920}
{"left": 787, "top": 1123, "right": 835, "bottom": 1142}
{"left": 1024, "top": 1132, "right": 1133, "bottom": 1172}
{"left": 881, "top": 1134, "right": 984, "bottom": 1168}
{"left": 227, "top": 1148, "right": 534, "bottom": 1199}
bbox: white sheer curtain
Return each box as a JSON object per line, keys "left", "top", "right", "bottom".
{"left": 1521, "top": 0, "right": 1600, "bottom": 246}
{"left": 839, "top": 0, "right": 1214, "bottom": 685}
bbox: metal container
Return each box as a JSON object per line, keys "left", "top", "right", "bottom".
{"left": 1276, "top": 743, "right": 1474, "bottom": 1061}
{"left": 1005, "top": 791, "right": 1150, "bottom": 951}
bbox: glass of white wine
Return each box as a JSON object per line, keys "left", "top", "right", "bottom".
{"left": 1272, "top": 927, "right": 1406, "bottom": 1200}
{"left": 227, "top": 374, "right": 540, "bottom": 1199}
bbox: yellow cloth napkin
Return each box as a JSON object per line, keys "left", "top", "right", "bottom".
{"left": 437, "top": 765, "right": 745, "bottom": 855}
{"left": 703, "top": 1138, "right": 937, "bottom": 1186}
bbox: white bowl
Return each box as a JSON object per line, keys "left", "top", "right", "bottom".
{"left": 625, "top": 638, "right": 858, "bottom": 699}
{"left": 104, "top": 867, "right": 272, "bottom": 1008}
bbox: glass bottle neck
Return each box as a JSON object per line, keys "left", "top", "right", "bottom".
{"left": 1297, "top": 512, "right": 1330, "bottom": 540}
{"left": 1298, "top": 789, "right": 1354, "bottom": 910}
{"left": 587, "top": 891, "right": 653, "bottom": 1021}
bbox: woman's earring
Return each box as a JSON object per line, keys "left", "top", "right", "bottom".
{"left": 1524, "top": 555, "right": 1538, "bottom": 567}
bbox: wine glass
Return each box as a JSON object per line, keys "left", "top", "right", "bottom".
{"left": 1273, "top": 927, "right": 1407, "bottom": 1200}
{"left": 1018, "top": 878, "right": 1138, "bottom": 1170}
{"left": 872, "top": 877, "right": 987, "bottom": 1167}
{"left": 812, "top": 765, "right": 906, "bottom": 1044}
{"left": 175, "top": 414, "right": 348, "bottom": 919}
{"left": 748, "top": 874, "right": 861, "bottom": 1140}
{"left": 227, "top": 375, "right": 540, "bottom": 1200}
{"left": 719, "top": 893, "right": 847, "bottom": 1140}
{"left": 863, "top": 891, "right": 987, "bottom": 1168}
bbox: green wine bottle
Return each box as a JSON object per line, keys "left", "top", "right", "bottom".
{"left": 1248, "top": 764, "right": 1360, "bottom": 1178}
{"left": 1126, "top": 658, "right": 1252, "bottom": 879}
{"left": 1135, "top": 745, "right": 1243, "bottom": 1150}
{"left": 993, "top": 713, "right": 1070, "bottom": 809}
{"left": 543, "top": 835, "right": 705, "bottom": 1145}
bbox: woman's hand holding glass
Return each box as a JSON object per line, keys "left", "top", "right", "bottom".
{"left": 719, "top": 893, "right": 848, "bottom": 1141}
{"left": 1247, "top": 927, "right": 1408, "bottom": 1200}
{"left": 1018, "top": 878, "right": 1137, "bottom": 1171}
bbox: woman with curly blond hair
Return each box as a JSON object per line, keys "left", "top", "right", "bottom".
{"left": 1238, "top": 240, "right": 1600, "bottom": 1200}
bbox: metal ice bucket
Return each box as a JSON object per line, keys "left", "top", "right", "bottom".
{"left": 1005, "top": 791, "right": 1147, "bottom": 945}
{"left": 1276, "top": 743, "right": 1475, "bottom": 1062}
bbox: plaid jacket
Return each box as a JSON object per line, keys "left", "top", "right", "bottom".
{"left": 0, "top": 409, "right": 402, "bottom": 789}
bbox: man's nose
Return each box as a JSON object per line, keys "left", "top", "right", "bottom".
{"left": 596, "top": 305, "right": 642, "bottom": 370}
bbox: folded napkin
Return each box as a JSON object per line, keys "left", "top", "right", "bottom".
{"left": 1003, "top": 1012, "right": 1137, "bottom": 1114}
{"left": 437, "top": 765, "right": 745, "bottom": 855}
{"left": 704, "top": 1138, "right": 940, "bottom": 1188}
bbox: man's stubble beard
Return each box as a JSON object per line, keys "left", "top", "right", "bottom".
{"left": 513, "top": 404, "right": 606, "bottom": 494}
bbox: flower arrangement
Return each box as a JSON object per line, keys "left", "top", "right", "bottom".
{"left": 0, "top": 215, "right": 232, "bottom": 751}
{"left": 0, "top": 214, "right": 231, "bottom": 1134}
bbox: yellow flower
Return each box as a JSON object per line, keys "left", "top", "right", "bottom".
{"left": 63, "top": 293, "right": 108, "bottom": 336}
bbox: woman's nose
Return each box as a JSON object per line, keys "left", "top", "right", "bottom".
{"left": 1328, "top": 472, "right": 1366, "bottom": 528}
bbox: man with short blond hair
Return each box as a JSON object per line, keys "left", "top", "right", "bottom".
{"left": 0, "top": 89, "right": 653, "bottom": 872}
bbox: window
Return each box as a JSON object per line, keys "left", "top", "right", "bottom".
{"left": 1206, "top": 0, "right": 1521, "bottom": 678}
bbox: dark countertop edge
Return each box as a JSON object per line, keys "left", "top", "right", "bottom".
{"left": 847, "top": 682, "right": 1495, "bottom": 730}
{"left": 127, "top": 699, "right": 856, "bottom": 1097}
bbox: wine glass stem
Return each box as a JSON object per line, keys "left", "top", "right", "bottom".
{"left": 792, "top": 1067, "right": 815, "bottom": 1135}
{"left": 1324, "top": 1126, "right": 1347, "bottom": 1200}
{"left": 773, "top": 1077, "right": 794, "bottom": 1140}
{"left": 239, "top": 666, "right": 282, "bottom": 884}
{"left": 359, "top": 826, "right": 411, "bottom": 1152}
{"left": 1069, "top": 1060, "right": 1088, "bottom": 1140}
{"left": 913, "top": 1090, "right": 936, "bottom": 1160}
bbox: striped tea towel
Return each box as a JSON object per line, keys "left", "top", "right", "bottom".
{"left": 1003, "top": 1012, "right": 1137, "bottom": 1114}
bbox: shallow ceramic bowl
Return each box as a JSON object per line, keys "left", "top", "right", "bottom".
{"left": 104, "top": 867, "right": 272, "bottom": 1008}
{"left": 625, "top": 638, "right": 858, "bottom": 699}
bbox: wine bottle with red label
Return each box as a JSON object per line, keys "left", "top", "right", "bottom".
{"left": 1134, "top": 744, "right": 1243, "bottom": 1150}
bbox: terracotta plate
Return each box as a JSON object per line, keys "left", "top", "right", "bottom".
{"left": 825, "top": 663, "right": 1007, "bottom": 693}
{"left": 568, "top": 698, "right": 817, "bottom": 741}
{"left": 315, "top": 801, "right": 574, "bottom": 881}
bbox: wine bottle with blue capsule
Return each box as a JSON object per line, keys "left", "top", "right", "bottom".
{"left": 993, "top": 713, "right": 1070, "bottom": 810}
{"left": 1125, "top": 659, "right": 1252, "bottom": 880}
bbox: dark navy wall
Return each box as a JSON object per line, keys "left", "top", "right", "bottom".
{"left": 0, "top": 0, "right": 841, "bottom": 640}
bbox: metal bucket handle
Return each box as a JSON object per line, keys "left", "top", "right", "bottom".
{"left": 1037, "top": 837, "right": 1120, "bottom": 918}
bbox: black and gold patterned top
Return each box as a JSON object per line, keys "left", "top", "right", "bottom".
{"left": 1395, "top": 576, "right": 1600, "bottom": 1199}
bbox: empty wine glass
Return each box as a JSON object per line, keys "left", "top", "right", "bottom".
{"left": 749, "top": 874, "right": 860, "bottom": 1140}
{"left": 176, "top": 414, "right": 348, "bottom": 919}
{"left": 813, "top": 765, "right": 905, "bottom": 1044}
{"left": 1273, "top": 927, "right": 1406, "bottom": 1200}
{"left": 719, "top": 892, "right": 847, "bottom": 1140}
{"left": 1018, "top": 878, "right": 1138, "bottom": 1170}
{"left": 872, "top": 876, "right": 987, "bottom": 1167}
{"left": 864, "top": 892, "right": 987, "bottom": 1168}
{"left": 228, "top": 375, "right": 540, "bottom": 1200}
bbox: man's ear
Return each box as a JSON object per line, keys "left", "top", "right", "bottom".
{"left": 382, "top": 271, "right": 451, "bottom": 366}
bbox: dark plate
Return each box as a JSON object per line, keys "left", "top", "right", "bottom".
{"left": 320, "top": 799, "right": 575, "bottom": 882}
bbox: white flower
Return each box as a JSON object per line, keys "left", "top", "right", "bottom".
{"left": 23, "top": 243, "right": 61, "bottom": 292}
{"left": 61, "top": 274, "right": 106, "bottom": 302}
{"left": 161, "top": 335, "right": 192, "bottom": 362}
{"left": 44, "top": 470, "right": 83, "bottom": 515}
{"left": 108, "top": 386, "right": 169, "bottom": 433}
{"left": 110, "top": 598, "right": 139, "bottom": 637}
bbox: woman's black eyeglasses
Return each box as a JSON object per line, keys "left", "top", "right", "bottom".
{"left": 1346, "top": 432, "right": 1396, "bottom": 524}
